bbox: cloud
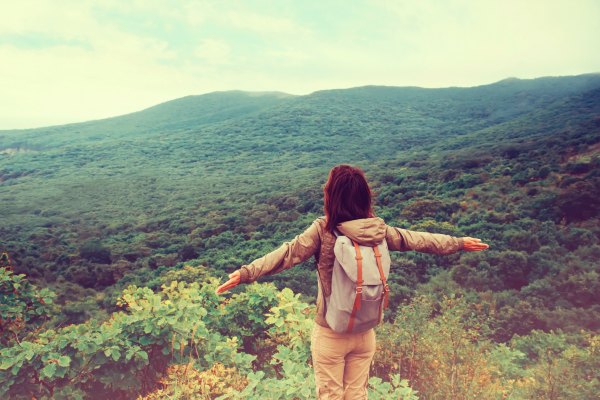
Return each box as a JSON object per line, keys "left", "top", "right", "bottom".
{"left": 0, "top": 1, "right": 193, "bottom": 127}
{"left": 361, "top": 0, "right": 600, "bottom": 86}
{"left": 194, "top": 38, "right": 231, "bottom": 65}
{"left": 224, "top": 10, "right": 310, "bottom": 36}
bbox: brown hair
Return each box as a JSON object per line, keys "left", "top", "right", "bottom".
{"left": 323, "top": 165, "right": 374, "bottom": 233}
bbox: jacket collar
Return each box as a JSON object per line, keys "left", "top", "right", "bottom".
{"left": 336, "top": 217, "right": 386, "bottom": 246}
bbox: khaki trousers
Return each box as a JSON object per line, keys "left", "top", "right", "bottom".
{"left": 311, "top": 323, "right": 376, "bottom": 400}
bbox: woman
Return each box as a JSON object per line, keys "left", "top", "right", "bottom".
{"left": 216, "top": 164, "right": 488, "bottom": 399}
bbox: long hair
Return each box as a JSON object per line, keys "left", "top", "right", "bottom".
{"left": 323, "top": 165, "right": 374, "bottom": 233}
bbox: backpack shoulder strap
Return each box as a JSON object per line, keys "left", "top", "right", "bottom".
{"left": 346, "top": 240, "right": 364, "bottom": 333}
{"left": 373, "top": 245, "right": 390, "bottom": 309}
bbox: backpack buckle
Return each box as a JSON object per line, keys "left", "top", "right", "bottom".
{"left": 356, "top": 286, "right": 363, "bottom": 294}
{"left": 384, "top": 284, "right": 390, "bottom": 292}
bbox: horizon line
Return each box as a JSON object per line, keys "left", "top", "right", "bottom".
{"left": 2, "top": 72, "right": 599, "bottom": 132}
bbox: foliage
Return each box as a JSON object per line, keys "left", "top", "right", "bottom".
{"left": 368, "top": 375, "right": 419, "bottom": 400}
{"left": 0, "top": 281, "right": 254, "bottom": 399}
{"left": 373, "top": 295, "right": 514, "bottom": 399}
{"left": 0, "top": 252, "right": 55, "bottom": 346}
{"left": 214, "top": 287, "right": 317, "bottom": 400}
{"left": 79, "top": 240, "right": 112, "bottom": 264}
{"left": 215, "top": 283, "right": 280, "bottom": 348}
{"left": 139, "top": 362, "right": 247, "bottom": 400}
{"left": 510, "top": 330, "right": 600, "bottom": 399}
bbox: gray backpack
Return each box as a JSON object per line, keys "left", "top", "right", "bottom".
{"left": 324, "top": 233, "right": 391, "bottom": 333}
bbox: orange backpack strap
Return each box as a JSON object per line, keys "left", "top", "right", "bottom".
{"left": 373, "top": 245, "right": 389, "bottom": 309}
{"left": 346, "top": 240, "right": 363, "bottom": 333}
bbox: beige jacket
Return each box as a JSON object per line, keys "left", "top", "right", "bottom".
{"left": 237, "top": 217, "right": 464, "bottom": 328}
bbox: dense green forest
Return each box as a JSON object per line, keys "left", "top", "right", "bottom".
{"left": 1, "top": 74, "right": 599, "bottom": 399}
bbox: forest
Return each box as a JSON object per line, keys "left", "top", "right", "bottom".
{"left": 1, "top": 74, "right": 599, "bottom": 399}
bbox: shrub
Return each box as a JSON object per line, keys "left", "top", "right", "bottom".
{"left": 79, "top": 240, "right": 112, "bottom": 264}
{"left": 0, "top": 256, "right": 56, "bottom": 346}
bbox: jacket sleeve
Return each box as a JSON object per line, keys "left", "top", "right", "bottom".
{"left": 385, "top": 225, "right": 464, "bottom": 254}
{"left": 238, "top": 219, "right": 322, "bottom": 284}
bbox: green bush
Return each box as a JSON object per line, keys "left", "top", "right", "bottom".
{"left": 79, "top": 240, "right": 112, "bottom": 264}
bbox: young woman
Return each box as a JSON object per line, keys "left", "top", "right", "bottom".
{"left": 216, "top": 164, "right": 488, "bottom": 399}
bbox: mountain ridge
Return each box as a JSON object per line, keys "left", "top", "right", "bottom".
{"left": 2, "top": 73, "right": 599, "bottom": 136}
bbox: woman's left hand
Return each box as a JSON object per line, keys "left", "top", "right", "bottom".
{"left": 215, "top": 270, "right": 241, "bottom": 294}
{"left": 462, "top": 237, "right": 489, "bottom": 251}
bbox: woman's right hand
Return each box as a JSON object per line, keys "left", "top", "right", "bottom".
{"left": 462, "top": 237, "right": 489, "bottom": 251}
{"left": 215, "top": 270, "right": 241, "bottom": 294}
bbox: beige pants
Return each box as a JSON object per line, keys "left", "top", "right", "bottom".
{"left": 311, "top": 323, "right": 376, "bottom": 400}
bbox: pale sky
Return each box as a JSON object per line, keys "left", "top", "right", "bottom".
{"left": 1, "top": 0, "right": 599, "bottom": 129}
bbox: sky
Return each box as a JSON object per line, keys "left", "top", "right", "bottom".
{"left": 1, "top": 0, "right": 599, "bottom": 129}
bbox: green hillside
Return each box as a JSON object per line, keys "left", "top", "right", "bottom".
{"left": 1, "top": 74, "right": 599, "bottom": 399}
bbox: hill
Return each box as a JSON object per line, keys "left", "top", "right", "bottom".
{"left": 1, "top": 74, "right": 599, "bottom": 399}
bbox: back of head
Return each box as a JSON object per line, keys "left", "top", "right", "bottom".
{"left": 323, "top": 164, "right": 374, "bottom": 233}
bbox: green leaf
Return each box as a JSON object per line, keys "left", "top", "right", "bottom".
{"left": 139, "top": 336, "right": 153, "bottom": 345}
{"left": 57, "top": 355, "right": 71, "bottom": 367}
{"left": 136, "top": 350, "right": 148, "bottom": 362}
{"left": 54, "top": 365, "right": 69, "bottom": 378}
{"left": 286, "top": 386, "right": 297, "bottom": 396}
{"left": 110, "top": 348, "right": 121, "bottom": 361}
{"left": 40, "top": 363, "right": 57, "bottom": 379}
{"left": 0, "top": 359, "right": 14, "bottom": 370}
{"left": 10, "top": 362, "right": 22, "bottom": 376}
{"left": 125, "top": 348, "right": 135, "bottom": 361}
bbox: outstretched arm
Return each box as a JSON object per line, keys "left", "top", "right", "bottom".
{"left": 386, "top": 226, "right": 488, "bottom": 254}
{"left": 215, "top": 219, "right": 322, "bottom": 294}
